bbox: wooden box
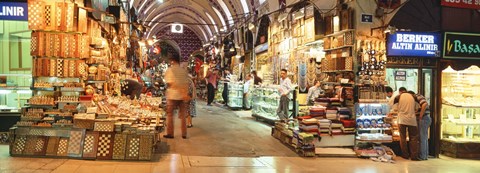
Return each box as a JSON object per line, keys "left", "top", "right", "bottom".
{"left": 56, "top": 2, "right": 76, "bottom": 32}
{"left": 31, "top": 31, "right": 45, "bottom": 57}
{"left": 77, "top": 8, "right": 88, "bottom": 33}
{"left": 28, "top": 0, "right": 46, "bottom": 30}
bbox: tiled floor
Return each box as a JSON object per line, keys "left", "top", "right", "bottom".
{"left": 1, "top": 151, "right": 480, "bottom": 173}
{"left": 1, "top": 101, "right": 480, "bottom": 172}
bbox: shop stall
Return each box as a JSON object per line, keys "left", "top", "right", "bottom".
{"left": 8, "top": 0, "right": 164, "bottom": 161}
{"left": 439, "top": 32, "right": 480, "bottom": 159}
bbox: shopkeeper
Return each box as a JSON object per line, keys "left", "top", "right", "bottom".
{"left": 277, "top": 69, "right": 292, "bottom": 120}
{"left": 221, "top": 69, "right": 232, "bottom": 106}
{"left": 306, "top": 80, "right": 324, "bottom": 106}
{"left": 121, "top": 79, "right": 143, "bottom": 100}
{"left": 243, "top": 74, "right": 253, "bottom": 110}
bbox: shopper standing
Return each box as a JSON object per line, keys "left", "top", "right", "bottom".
{"left": 306, "top": 80, "right": 323, "bottom": 106}
{"left": 164, "top": 54, "right": 190, "bottom": 139}
{"left": 251, "top": 70, "right": 263, "bottom": 85}
{"left": 187, "top": 75, "right": 197, "bottom": 128}
{"left": 277, "top": 69, "right": 292, "bottom": 120}
{"left": 243, "top": 74, "right": 253, "bottom": 110}
{"left": 205, "top": 68, "right": 220, "bottom": 106}
{"left": 394, "top": 87, "right": 420, "bottom": 160}
{"left": 408, "top": 91, "right": 431, "bottom": 160}
{"left": 221, "top": 69, "right": 232, "bottom": 106}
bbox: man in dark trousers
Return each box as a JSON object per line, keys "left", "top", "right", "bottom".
{"left": 221, "top": 69, "right": 232, "bottom": 106}
{"left": 121, "top": 79, "right": 143, "bottom": 100}
{"left": 394, "top": 87, "right": 420, "bottom": 160}
{"left": 164, "top": 54, "right": 190, "bottom": 139}
{"left": 205, "top": 68, "right": 220, "bottom": 106}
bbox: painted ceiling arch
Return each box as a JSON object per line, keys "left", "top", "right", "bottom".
{"left": 144, "top": 8, "right": 214, "bottom": 40}
{"left": 155, "top": 26, "right": 203, "bottom": 62}
{"left": 131, "top": 0, "right": 252, "bottom": 43}
{"left": 148, "top": 14, "right": 209, "bottom": 43}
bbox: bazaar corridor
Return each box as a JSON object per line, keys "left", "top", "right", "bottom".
{"left": 1, "top": 102, "right": 479, "bottom": 173}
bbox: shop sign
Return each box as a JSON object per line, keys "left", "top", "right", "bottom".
{"left": 441, "top": 0, "right": 480, "bottom": 10}
{"left": 361, "top": 14, "right": 373, "bottom": 23}
{"left": 387, "top": 57, "right": 421, "bottom": 66}
{"left": 387, "top": 32, "right": 441, "bottom": 57}
{"left": 394, "top": 71, "right": 406, "bottom": 81}
{"left": 444, "top": 32, "right": 480, "bottom": 59}
{"left": 0, "top": 2, "right": 27, "bottom": 21}
{"left": 254, "top": 43, "right": 268, "bottom": 54}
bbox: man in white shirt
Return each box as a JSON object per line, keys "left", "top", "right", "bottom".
{"left": 386, "top": 86, "right": 398, "bottom": 111}
{"left": 164, "top": 54, "right": 190, "bottom": 139}
{"left": 243, "top": 74, "right": 253, "bottom": 110}
{"left": 221, "top": 69, "right": 232, "bottom": 106}
{"left": 306, "top": 80, "right": 323, "bottom": 106}
{"left": 394, "top": 87, "right": 420, "bottom": 160}
{"left": 277, "top": 69, "right": 292, "bottom": 120}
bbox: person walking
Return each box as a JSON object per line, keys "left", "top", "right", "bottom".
{"left": 277, "top": 69, "right": 293, "bottom": 121}
{"left": 393, "top": 87, "right": 420, "bottom": 160}
{"left": 408, "top": 91, "right": 431, "bottom": 160}
{"left": 243, "top": 74, "right": 253, "bottom": 110}
{"left": 187, "top": 75, "right": 197, "bottom": 128}
{"left": 205, "top": 68, "right": 220, "bottom": 106}
{"left": 164, "top": 54, "right": 190, "bottom": 139}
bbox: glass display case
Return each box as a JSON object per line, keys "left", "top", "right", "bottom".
{"left": 251, "top": 85, "right": 295, "bottom": 121}
{"left": 441, "top": 66, "right": 480, "bottom": 142}
{"left": 0, "top": 74, "right": 32, "bottom": 112}
{"left": 228, "top": 82, "right": 244, "bottom": 109}
{"left": 440, "top": 65, "right": 480, "bottom": 158}
{"left": 215, "top": 81, "right": 224, "bottom": 103}
{"left": 355, "top": 102, "right": 394, "bottom": 142}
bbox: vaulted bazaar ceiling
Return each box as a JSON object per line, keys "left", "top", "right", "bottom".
{"left": 131, "top": 0, "right": 255, "bottom": 57}
{"left": 130, "top": 0, "right": 339, "bottom": 59}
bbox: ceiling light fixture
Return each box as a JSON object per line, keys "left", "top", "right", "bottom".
{"left": 248, "top": 23, "right": 255, "bottom": 31}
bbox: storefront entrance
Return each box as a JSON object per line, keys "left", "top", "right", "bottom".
{"left": 386, "top": 57, "right": 439, "bottom": 157}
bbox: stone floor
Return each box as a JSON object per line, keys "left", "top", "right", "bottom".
{"left": 0, "top": 101, "right": 479, "bottom": 173}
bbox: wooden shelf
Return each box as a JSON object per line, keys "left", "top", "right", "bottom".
{"left": 326, "top": 29, "right": 355, "bottom": 37}
{"left": 323, "top": 45, "right": 354, "bottom": 51}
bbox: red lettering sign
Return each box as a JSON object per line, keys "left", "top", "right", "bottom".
{"left": 441, "top": 0, "right": 480, "bottom": 10}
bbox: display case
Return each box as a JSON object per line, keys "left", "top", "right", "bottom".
{"left": 227, "top": 82, "right": 244, "bottom": 109}
{"left": 355, "top": 102, "right": 394, "bottom": 142}
{"left": 0, "top": 74, "right": 33, "bottom": 112}
{"left": 440, "top": 66, "right": 480, "bottom": 158}
{"left": 215, "top": 81, "right": 224, "bottom": 103}
{"left": 251, "top": 85, "right": 295, "bottom": 122}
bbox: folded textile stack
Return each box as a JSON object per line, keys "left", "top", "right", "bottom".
{"left": 309, "top": 106, "right": 326, "bottom": 118}
{"left": 300, "top": 118, "right": 319, "bottom": 134}
{"left": 337, "top": 107, "right": 351, "bottom": 119}
{"left": 318, "top": 119, "right": 331, "bottom": 136}
{"left": 315, "top": 98, "right": 330, "bottom": 107}
{"left": 330, "top": 98, "right": 342, "bottom": 107}
{"left": 331, "top": 120, "right": 343, "bottom": 135}
{"left": 341, "top": 119, "right": 356, "bottom": 134}
{"left": 326, "top": 108, "right": 338, "bottom": 120}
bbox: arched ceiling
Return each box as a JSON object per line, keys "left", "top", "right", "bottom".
{"left": 132, "top": 0, "right": 258, "bottom": 44}
{"left": 131, "top": 0, "right": 340, "bottom": 45}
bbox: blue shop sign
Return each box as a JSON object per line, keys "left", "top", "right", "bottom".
{"left": 387, "top": 32, "right": 441, "bottom": 57}
{"left": 0, "top": 2, "right": 28, "bottom": 21}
